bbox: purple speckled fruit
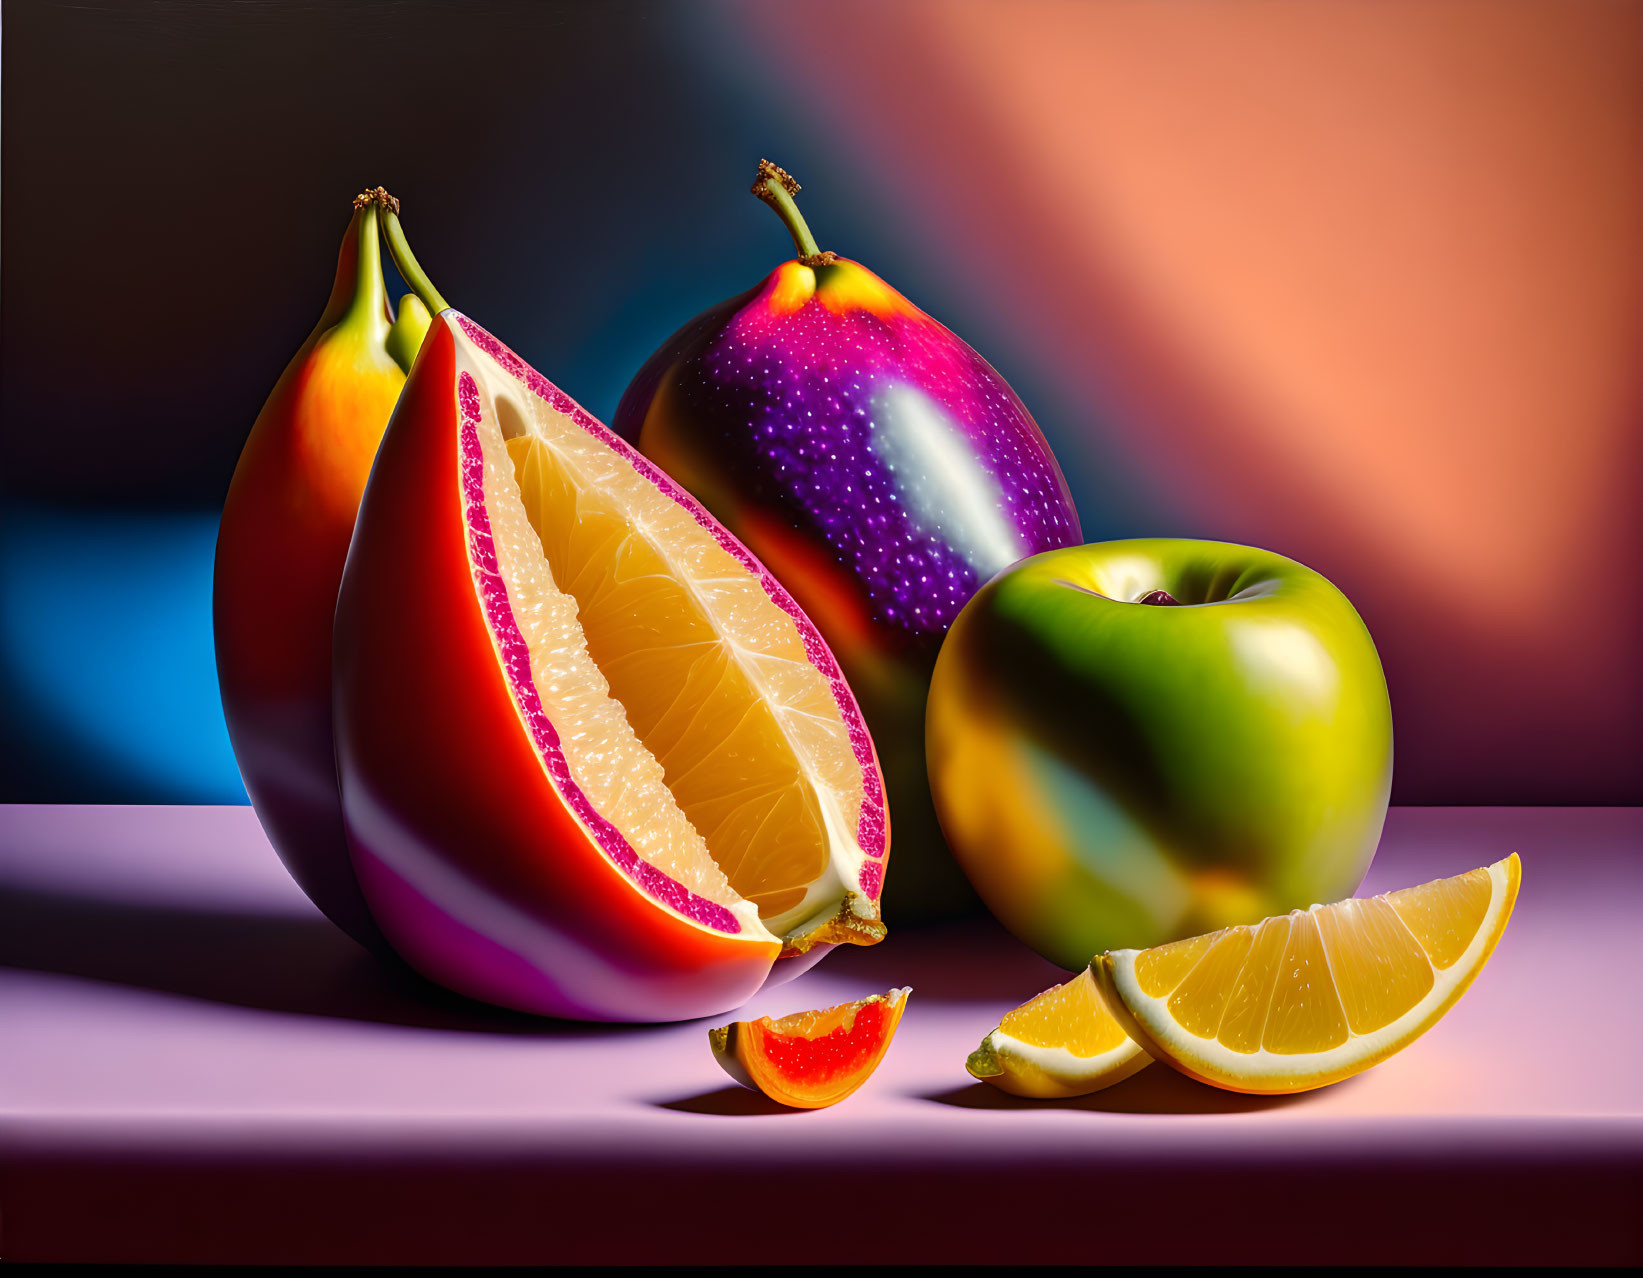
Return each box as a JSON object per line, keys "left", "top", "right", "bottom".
{"left": 615, "top": 162, "right": 1082, "bottom": 917}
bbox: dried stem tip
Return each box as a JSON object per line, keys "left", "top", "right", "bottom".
{"left": 353, "top": 185, "right": 402, "bottom": 216}
{"left": 751, "top": 159, "right": 801, "bottom": 200}
{"left": 751, "top": 160, "right": 832, "bottom": 262}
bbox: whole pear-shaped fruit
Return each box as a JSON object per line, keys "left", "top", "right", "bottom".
{"left": 615, "top": 162, "right": 1082, "bottom": 916}
{"left": 214, "top": 189, "right": 430, "bottom": 952}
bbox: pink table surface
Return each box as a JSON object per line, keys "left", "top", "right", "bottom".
{"left": 1, "top": 804, "right": 1639, "bottom": 1265}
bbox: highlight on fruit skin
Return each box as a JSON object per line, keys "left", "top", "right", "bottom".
{"left": 613, "top": 160, "right": 1083, "bottom": 919}
{"left": 331, "top": 255, "right": 891, "bottom": 1020}
{"left": 710, "top": 987, "right": 911, "bottom": 1109}
{"left": 1091, "top": 854, "right": 1521, "bottom": 1094}
{"left": 966, "top": 968, "right": 1150, "bottom": 1098}
{"left": 213, "top": 187, "right": 430, "bottom": 955}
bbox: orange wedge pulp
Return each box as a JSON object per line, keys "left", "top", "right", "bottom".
{"left": 967, "top": 969, "right": 1151, "bottom": 1097}
{"left": 710, "top": 988, "right": 911, "bottom": 1108}
{"left": 1093, "top": 854, "right": 1520, "bottom": 1093}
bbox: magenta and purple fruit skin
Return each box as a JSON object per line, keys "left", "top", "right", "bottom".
{"left": 614, "top": 256, "right": 1082, "bottom": 914}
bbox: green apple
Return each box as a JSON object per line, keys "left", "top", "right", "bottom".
{"left": 926, "top": 538, "right": 1392, "bottom": 970}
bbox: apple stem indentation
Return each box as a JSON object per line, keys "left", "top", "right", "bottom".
{"left": 1136, "top": 589, "right": 1181, "bottom": 606}
{"left": 377, "top": 191, "right": 451, "bottom": 316}
{"left": 1053, "top": 578, "right": 1110, "bottom": 600}
{"left": 752, "top": 159, "right": 837, "bottom": 267}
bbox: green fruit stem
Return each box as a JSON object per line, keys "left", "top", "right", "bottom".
{"left": 351, "top": 201, "right": 387, "bottom": 324}
{"left": 330, "top": 194, "right": 392, "bottom": 340}
{"left": 752, "top": 159, "right": 834, "bottom": 265}
{"left": 367, "top": 188, "right": 451, "bottom": 315}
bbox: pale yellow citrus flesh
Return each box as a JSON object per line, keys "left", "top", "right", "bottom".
{"left": 1005, "top": 968, "right": 1133, "bottom": 1053}
{"left": 967, "top": 969, "right": 1151, "bottom": 1098}
{"left": 1095, "top": 854, "right": 1520, "bottom": 1093}
{"left": 461, "top": 329, "right": 877, "bottom": 945}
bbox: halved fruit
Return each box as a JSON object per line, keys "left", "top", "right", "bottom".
{"left": 1093, "top": 854, "right": 1521, "bottom": 1093}
{"left": 710, "top": 987, "right": 911, "bottom": 1108}
{"left": 332, "top": 311, "right": 889, "bottom": 1021}
{"left": 966, "top": 969, "right": 1151, "bottom": 1098}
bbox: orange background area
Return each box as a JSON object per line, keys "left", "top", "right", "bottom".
{"left": 2, "top": 0, "right": 1636, "bottom": 805}
{"left": 741, "top": 0, "right": 1643, "bottom": 801}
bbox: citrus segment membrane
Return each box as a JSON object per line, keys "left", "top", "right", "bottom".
{"left": 1098, "top": 854, "right": 1521, "bottom": 1092}
{"left": 1384, "top": 864, "right": 1493, "bottom": 969}
{"left": 1215, "top": 915, "right": 1289, "bottom": 1054}
{"left": 1134, "top": 931, "right": 1219, "bottom": 998}
{"left": 967, "top": 969, "right": 1151, "bottom": 1098}
{"left": 452, "top": 316, "right": 885, "bottom": 947}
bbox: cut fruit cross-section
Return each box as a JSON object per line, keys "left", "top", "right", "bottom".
{"left": 710, "top": 987, "right": 911, "bottom": 1108}
{"left": 966, "top": 968, "right": 1151, "bottom": 1098}
{"left": 1092, "top": 854, "right": 1520, "bottom": 1093}
{"left": 333, "top": 310, "right": 889, "bottom": 1022}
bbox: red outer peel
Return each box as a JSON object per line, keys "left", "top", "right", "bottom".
{"left": 332, "top": 315, "right": 783, "bottom": 1021}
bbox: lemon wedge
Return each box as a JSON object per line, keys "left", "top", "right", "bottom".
{"left": 1092, "top": 854, "right": 1520, "bottom": 1093}
{"left": 967, "top": 968, "right": 1151, "bottom": 1097}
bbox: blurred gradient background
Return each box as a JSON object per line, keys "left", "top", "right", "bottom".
{"left": 2, "top": 0, "right": 1639, "bottom": 806}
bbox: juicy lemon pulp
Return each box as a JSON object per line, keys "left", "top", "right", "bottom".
{"left": 466, "top": 339, "right": 867, "bottom": 939}
{"left": 967, "top": 969, "right": 1151, "bottom": 1097}
{"left": 1003, "top": 969, "right": 1131, "bottom": 1056}
{"left": 1101, "top": 855, "right": 1519, "bottom": 1091}
{"left": 1136, "top": 864, "right": 1494, "bottom": 1054}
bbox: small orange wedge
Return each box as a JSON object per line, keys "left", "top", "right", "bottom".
{"left": 709, "top": 988, "right": 910, "bottom": 1108}
{"left": 1093, "top": 854, "right": 1520, "bottom": 1093}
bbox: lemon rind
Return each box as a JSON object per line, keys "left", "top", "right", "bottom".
{"left": 1099, "top": 854, "right": 1520, "bottom": 1093}
{"left": 971, "top": 1028, "right": 1151, "bottom": 1098}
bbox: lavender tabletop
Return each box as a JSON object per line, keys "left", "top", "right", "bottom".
{"left": 2, "top": 804, "right": 1639, "bottom": 1265}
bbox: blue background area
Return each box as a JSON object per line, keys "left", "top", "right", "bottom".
{"left": 0, "top": 505, "right": 243, "bottom": 802}
{"left": 0, "top": 2, "right": 1153, "bottom": 805}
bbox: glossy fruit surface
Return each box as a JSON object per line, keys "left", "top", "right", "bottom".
{"left": 614, "top": 163, "right": 1081, "bottom": 915}
{"left": 710, "top": 987, "right": 911, "bottom": 1108}
{"left": 213, "top": 190, "right": 429, "bottom": 951}
{"left": 928, "top": 538, "right": 1393, "bottom": 968}
{"left": 1093, "top": 854, "right": 1520, "bottom": 1093}
{"left": 966, "top": 969, "right": 1149, "bottom": 1098}
{"left": 332, "top": 307, "right": 888, "bottom": 1021}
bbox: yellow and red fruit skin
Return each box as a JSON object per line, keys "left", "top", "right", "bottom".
{"left": 213, "top": 207, "right": 404, "bottom": 952}
{"left": 615, "top": 258, "right": 1082, "bottom": 916}
{"left": 331, "top": 315, "right": 782, "bottom": 1021}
